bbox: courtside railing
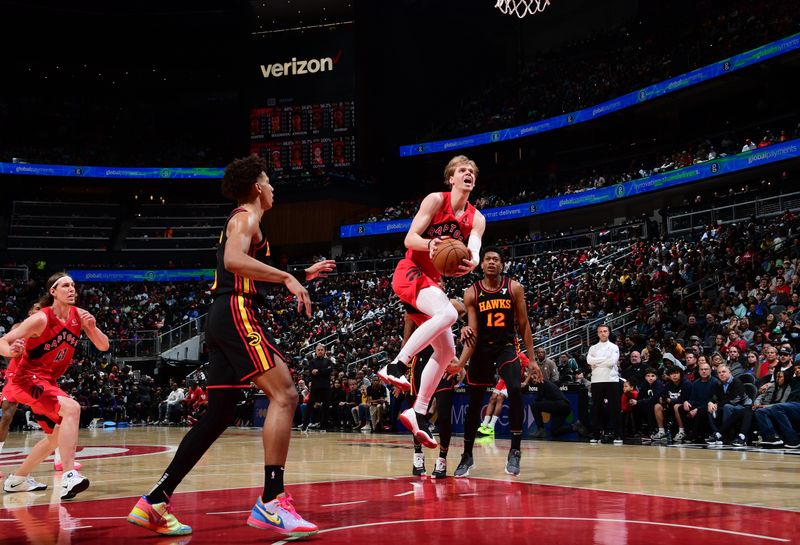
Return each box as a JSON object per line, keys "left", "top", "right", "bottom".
{"left": 667, "top": 191, "right": 800, "bottom": 235}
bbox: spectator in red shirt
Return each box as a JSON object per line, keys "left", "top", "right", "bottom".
{"left": 621, "top": 379, "right": 639, "bottom": 437}
{"left": 773, "top": 276, "right": 791, "bottom": 297}
{"left": 721, "top": 330, "right": 747, "bottom": 355}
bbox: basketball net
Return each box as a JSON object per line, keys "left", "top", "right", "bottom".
{"left": 494, "top": 0, "right": 551, "bottom": 18}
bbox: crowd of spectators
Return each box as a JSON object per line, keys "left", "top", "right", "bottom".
{"left": 1, "top": 208, "right": 798, "bottom": 446}
{"left": 0, "top": 280, "right": 211, "bottom": 340}
{"left": 428, "top": 1, "right": 798, "bottom": 139}
{"left": 265, "top": 211, "right": 800, "bottom": 441}
{"left": 357, "top": 121, "right": 798, "bottom": 224}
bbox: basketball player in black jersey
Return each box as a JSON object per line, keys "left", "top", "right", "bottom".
{"left": 128, "top": 155, "right": 335, "bottom": 538}
{"left": 450, "top": 247, "right": 541, "bottom": 477}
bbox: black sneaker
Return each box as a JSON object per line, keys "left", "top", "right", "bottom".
{"left": 759, "top": 436, "right": 784, "bottom": 447}
{"left": 454, "top": 453, "right": 474, "bottom": 478}
{"left": 731, "top": 435, "right": 747, "bottom": 448}
{"left": 431, "top": 457, "right": 447, "bottom": 479}
{"left": 505, "top": 449, "right": 521, "bottom": 476}
{"left": 412, "top": 452, "right": 426, "bottom": 476}
{"left": 378, "top": 362, "right": 411, "bottom": 392}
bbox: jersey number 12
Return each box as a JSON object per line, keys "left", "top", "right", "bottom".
{"left": 486, "top": 312, "right": 506, "bottom": 328}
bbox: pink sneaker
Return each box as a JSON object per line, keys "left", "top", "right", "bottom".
{"left": 247, "top": 493, "right": 318, "bottom": 537}
{"left": 54, "top": 461, "right": 82, "bottom": 472}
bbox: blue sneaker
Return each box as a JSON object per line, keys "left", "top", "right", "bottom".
{"left": 247, "top": 492, "right": 318, "bottom": 537}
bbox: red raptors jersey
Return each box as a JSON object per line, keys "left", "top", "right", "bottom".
{"left": 406, "top": 192, "right": 477, "bottom": 281}
{"left": 14, "top": 306, "right": 82, "bottom": 383}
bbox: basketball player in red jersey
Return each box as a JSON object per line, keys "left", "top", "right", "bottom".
{"left": 0, "top": 302, "right": 41, "bottom": 478}
{"left": 0, "top": 301, "right": 83, "bottom": 475}
{"left": 451, "top": 247, "right": 541, "bottom": 477}
{"left": 0, "top": 273, "right": 109, "bottom": 499}
{"left": 128, "top": 155, "right": 334, "bottom": 538}
{"left": 379, "top": 155, "right": 486, "bottom": 448}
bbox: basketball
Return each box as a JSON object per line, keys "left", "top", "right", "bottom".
{"left": 432, "top": 238, "right": 469, "bottom": 276}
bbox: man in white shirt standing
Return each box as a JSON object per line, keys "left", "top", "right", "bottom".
{"left": 586, "top": 324, "right": 622, "bottom": 444}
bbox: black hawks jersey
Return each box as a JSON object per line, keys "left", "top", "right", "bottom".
{"left": 473, "top": 276, "right": 516, "bottom": 347}
{"left": 210, "top": 207, "right": 271, "bottom": 300}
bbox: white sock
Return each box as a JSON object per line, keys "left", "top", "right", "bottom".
{"left": 658, "top": 428, "right": 665, "bottom": 434}
{"left": 54, "top": 448, "right": 62, "bottom": 464}
{"left": 0, "top": 441, "right": 4, "bottom": 454}
{"left": 414, "top": 356, "right": 447, "bottom": 415}
{"left": 489, "top": 416, "right": 499, "bottom": 427}
{"left": 481, "top": 416, "right": 491, "bottom": 426}
{"left": 679, "top": 428, "right": 684, "bottom": 433}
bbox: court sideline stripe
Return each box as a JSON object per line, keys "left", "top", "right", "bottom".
{"left": 267, "top": 516, "right": 789, "bottom": 545}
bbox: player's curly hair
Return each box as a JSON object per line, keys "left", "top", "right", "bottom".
{"left": 221, "top": 155, "right": 268, "bottom": 203}
{"left": 480, "top": 246, "right": 505, "bottom": 264}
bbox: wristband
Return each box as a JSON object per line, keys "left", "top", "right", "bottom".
{"left": 290, "top": 270, "right": 307, "bottom": 285}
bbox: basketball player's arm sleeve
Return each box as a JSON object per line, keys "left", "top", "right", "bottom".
{"left": 404, "top": 193, "right": 443, "bottom": 252}
{"left": 467, "top": 212, "right": 486, "bottom": 266}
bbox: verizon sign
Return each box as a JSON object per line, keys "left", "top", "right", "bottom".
{"left": 260, "top": 50, "right": 342, "bottom": 78}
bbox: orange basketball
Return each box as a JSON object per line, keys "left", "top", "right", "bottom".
{"left": 432, "top": 238, "right": 469, "bottom": 277}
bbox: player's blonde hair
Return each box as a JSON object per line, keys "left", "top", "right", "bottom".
{"left": 443, "top": 155, "right": 478, "bottom": 187}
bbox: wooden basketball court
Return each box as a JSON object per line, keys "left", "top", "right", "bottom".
{"left": 1, "top": 427, "right": 799, "bottom": 544}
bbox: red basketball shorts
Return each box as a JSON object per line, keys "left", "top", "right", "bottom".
{"left": 392, "top": 258, "right": 439, "bottom": 307}
{"left": 4, "top": 378, "right": 66, "bottom": 433}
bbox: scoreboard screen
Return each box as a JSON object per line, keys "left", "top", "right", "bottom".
{"left": 249, "top": 101, "right": 356, "bottom": 172}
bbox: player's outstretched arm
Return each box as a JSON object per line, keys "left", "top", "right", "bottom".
{"left": 0, "top": 312, "right": 47, "bottom": 357}
{"left": 305, "top": 259, "right": 336, "bottom": 281}
{"left": 512, "top": 280, "right": 542, "bottom": 383}
{"left": 404, "top": 193, "right": 445, "bottom": 253}
{"left": 223, "top": 210, "right": 312, "bottom": 316}
{"left": 401, "top": 313, "right": 416, "bottom": 347}
{"left": 455, "top": 287, "right": 479, "bottom": 371}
